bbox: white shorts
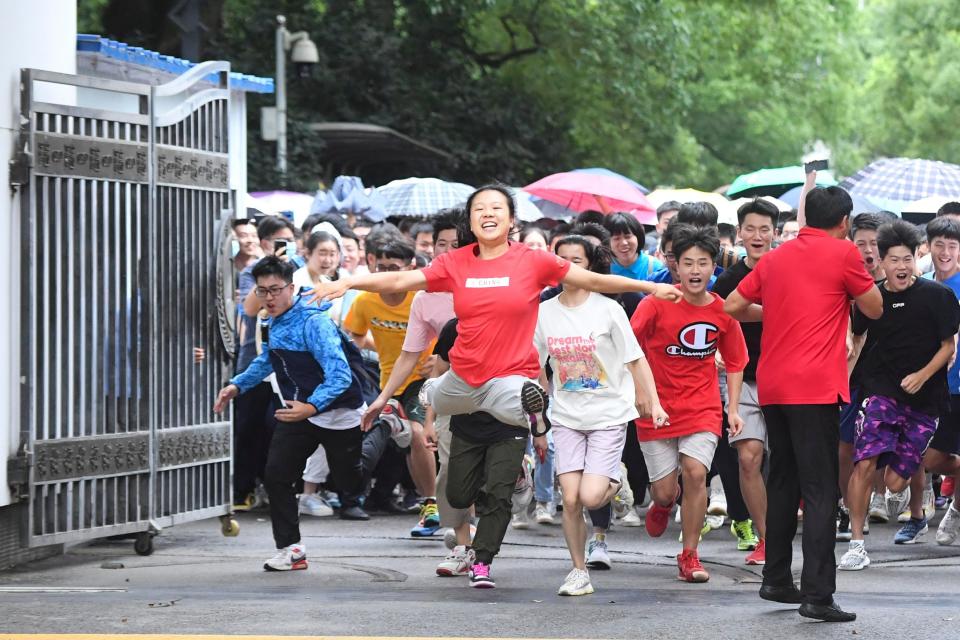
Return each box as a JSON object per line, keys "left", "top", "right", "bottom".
{"left": 639, "top": 432, "right": 719, "bottom": 482}
{"left": 553, "top": 424, "right": 627, "bottom": 480}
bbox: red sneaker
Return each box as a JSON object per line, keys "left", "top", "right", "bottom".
{"left": 745, "top": 539, "right": 766, "bottom": 565}
{"left": 677, "top": 548, "right": 709, "bottom": 583}
{"left": 645, "top": 487, "right": 679, "bottom": 538}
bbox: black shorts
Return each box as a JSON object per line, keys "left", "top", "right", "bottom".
{"left": 928, "top": 395, "right": 960, "bottom": 455}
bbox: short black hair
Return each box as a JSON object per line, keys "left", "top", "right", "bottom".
{"left": 926, "top": 216, "right": 960, "bottom": 244}
{"left": 375, "top": 238, "right": 416, "bottom": 262}
{"left": 520, "top": 226, "right": 549, "bottom": 244}
{"left": 849, "top": 212, "right": 882, "bottom": 239}
{"left": 575, "top": 210, "right": 606, "bottom": 226}
{"left": 717, "top": 223, "right": 737, "bottom": 245}
{"left": 549, "top": 222, "right": 572, "bottom": 244}
{"left": 467, "top": 184, "right": 516, "bottom": 220}
{"left": 365, "top": 223, "right": 404, "bottom": 257}
{"left": 656, "top": 200, "right": 683, "bottom": 222}
{"left": 938, "top": 202, "right": 960, "bottom": 217}
{"left": 737, "top": 197, "right": 779, "bottom": 226}
{"left": 305, "top": 230, "right": 341, "bottom": 254}
{"left": 570, "top": 222, "right": 611, "bottom": 246}
{"left": 660, "top": 217, "right": 682, "bottom": 251}
{"left": 804, "top": 186, "right": 852, "bottom": 229}
{"left": 410, "top": 221, "right": 434, "bottom": 240}
{"left": 232, "top": 218, "right": 256, "bottom": 230}
{"left": 554, "top": 235, "right": 612, "bottom": 275}
{"left": 671, "top": 223, "right": 720, "bottom": 263}
{"left": 603, "top": 212, "right": 646, "bottom": 248}
{"left": 877, "top": 220, "right": 922, "bottom": 258}
{"left": 431, "top": 208, "right": 461, "bottom": 243}
{"left": 777, "top": 209, "right": 798, "bottom": 233}
{"left": 256, "top": 215, "right": 295, "bottom": 241}
{"left": 676, "top": 201, "right": 719, "bottom": 228}
{"left": 303, "top": 213, "right": 351, "bottom": 237}
{"left": 252, "top": 255, "right": 295, "bottom": 283}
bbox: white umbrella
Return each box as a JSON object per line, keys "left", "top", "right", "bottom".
{"left": 375, "top": 177, "right": 474, "bottom": 217}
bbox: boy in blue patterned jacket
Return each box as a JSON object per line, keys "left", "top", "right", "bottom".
{"left": 214, "top": 256, "right": 368, "bottom": 571}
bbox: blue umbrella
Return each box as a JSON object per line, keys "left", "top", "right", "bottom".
{"left": 779, "top": 185, "right": 881, "bottom": 215}
{"left": 312, "top": 175, "right": 387, "bottom": 222}
{"left": 840, "top": 158, "right": 960, "bottom": 214}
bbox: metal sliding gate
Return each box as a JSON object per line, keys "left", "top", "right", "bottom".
{"left": 13, "top": 62, "right": 236, "bottom": 554}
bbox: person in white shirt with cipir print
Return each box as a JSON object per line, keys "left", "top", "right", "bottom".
{"left": 534, "top": 235, "right": 668, "bottom": 597}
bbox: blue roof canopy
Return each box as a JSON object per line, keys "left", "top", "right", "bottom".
{"left": 77, "top": 34, "right": 274, "bottom": 94}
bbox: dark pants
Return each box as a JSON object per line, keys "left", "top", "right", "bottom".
{"left": 622, "top": 421, "right": 650, "bottom": 502}
{"left": 446, "top": 432, "right": 527, "bottom": 565}
{"left": 233, "top": 383, "right": 275, "bottom": 501}
{"left": 761, "top": 403, "right": 839, "bottom": 606}
{"left": 264, "top": 421, "right": 364, "bottom": 549}
{"left": 709, "top": 423, "right": 750, "bottom": 522}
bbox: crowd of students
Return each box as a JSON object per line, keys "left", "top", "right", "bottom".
{"left": 213, "top": 181, "right": 960, "bottom": 624}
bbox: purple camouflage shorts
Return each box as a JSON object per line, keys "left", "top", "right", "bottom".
{"left": 855, "top": 395, "right": 938, "bottom": 480}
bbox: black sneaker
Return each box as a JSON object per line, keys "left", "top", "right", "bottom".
{"left": 520, "top": 381, "right": 551, "bottom": 437}
{"left": 339, "top": 505, "right": 371, "bottom": 521}
{"left": 836, "top": 507, "right": 852, "bottom": 542}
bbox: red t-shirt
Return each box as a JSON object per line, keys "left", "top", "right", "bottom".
{"left": 736, "top": 226, "right": 876, "bottom": 405}
{"left": 630, "top": 291, "right": 748, "bottom": 441}
{"left": 422, "top": 242, "right": 571, "bottom": 386}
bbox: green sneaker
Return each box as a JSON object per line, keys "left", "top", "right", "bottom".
{"left": 731, "top": 519, "right": 759, "bottom": 551}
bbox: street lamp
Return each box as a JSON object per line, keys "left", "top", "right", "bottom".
{"left": 275, "top": 15, "right": 319, "bottom": 176}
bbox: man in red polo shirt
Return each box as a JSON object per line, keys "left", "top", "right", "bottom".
{"left": 725, "top": 186, "right": 882, "bottom": 623}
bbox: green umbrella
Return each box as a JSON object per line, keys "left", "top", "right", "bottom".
{"left": 726, "top": 165, "right": 837, "bottom": 199}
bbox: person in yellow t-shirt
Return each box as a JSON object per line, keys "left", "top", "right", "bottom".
{"left": 343, "top": 239, "right": 440, "bottom": 533}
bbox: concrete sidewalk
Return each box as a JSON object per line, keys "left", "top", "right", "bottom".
{"left": 1, "top": 508, "right": 959, "bottom": 639}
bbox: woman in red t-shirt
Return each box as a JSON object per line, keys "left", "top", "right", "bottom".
{"left": 312, "top": 185, "right": 680, "bottom": 440}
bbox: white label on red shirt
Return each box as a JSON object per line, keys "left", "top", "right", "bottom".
{"left": 465, "top": 277, "right": 510, "bottom": 288}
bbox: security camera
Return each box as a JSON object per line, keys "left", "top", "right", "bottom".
{"left": 291, "top": 38, "right": 319, "bottom": 79}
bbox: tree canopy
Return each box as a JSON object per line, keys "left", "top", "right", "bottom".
{"left": 78, "top": 0, "right": 960, "bottom": 192}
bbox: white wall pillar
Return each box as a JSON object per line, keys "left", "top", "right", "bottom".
{"left": 0, "top": 2, "right": 77, "bottom": 506}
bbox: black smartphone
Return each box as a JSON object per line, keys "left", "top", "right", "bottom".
{"left": 804, "top": 159, "right": 829, "bottom": 174}
{"left": 274, "top": 239, "right": 288, "bottom": 254}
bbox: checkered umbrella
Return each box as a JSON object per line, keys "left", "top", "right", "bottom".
{"left": 375, "top": 177, "right": 475, "bottom": 217}
{"left": 841, "top": 158, "right": 960, "bottom": 209}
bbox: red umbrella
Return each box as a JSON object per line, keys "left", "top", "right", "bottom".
{"left": 524, "top": 171, "right": 655, "bottom": 223}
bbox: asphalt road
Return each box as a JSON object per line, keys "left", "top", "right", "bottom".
{"left": 1, "top": 506, "right": 959, "bottom": 639}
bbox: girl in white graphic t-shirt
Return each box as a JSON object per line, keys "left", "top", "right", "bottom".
{"left": 534, "top": 235, "right": 667, "bottom": 597}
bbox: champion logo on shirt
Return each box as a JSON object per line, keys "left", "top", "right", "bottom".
{"left": 665, "top": 322, "right": 719, "bottom": 359}
{"left": 465, "top": 277, "right": 510, "bottom": 288}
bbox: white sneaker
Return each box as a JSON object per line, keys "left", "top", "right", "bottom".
{"left": 534, "top": 502, "right": 556, "bottom": 525}
{"left": 511, "top": 510, "right": 530, "bottom": 530}
{"left": 838, "top": 541, "right": 870, "bottom": 571}
{"left": 586, "top": 536, "right": 612, "bottom": 570}
{"left": 704, "top": 513, "right": 725, "bottom": 530}
{"left": 512, "top": 455, "right": 534, "bottom": 514}
{"left": 298, "top": 493, "right": 334, "bottom": 517}
{"left": 868, "top": 492, "right": 889, "bottom": 523}
{"left": 620, "top": 506, "right": 643, "bottom": 527}
{"left": 557, "top": 567, "right": 594, "bottom": 596}
{"left": 612, "top": 464, "right": 634, "bottom": 518}
{"left": 436, "top": 545, "right": 474, "bottom": 577}
{"left": 417, "top": 377, "right": 435, "bottom": 408}
{"left": 923, "top": 486, "right": 936, "bottom": 519}
{"left": 707, "top": 486, "right": 728, "bottom": 517}
{"left": 886, "top": 487, "right": 911, "bottom": 521}
{"left": 264, "top": 543, "right": 307, "bottom": 571}
{"left": 380, "top": 399, "right": 412, "bottom": 448}
{"left": 444, "top": 524, "right": 477, "bottom": 550}
{"left": 937, "top": 503, "right": 960, "bottom": 545}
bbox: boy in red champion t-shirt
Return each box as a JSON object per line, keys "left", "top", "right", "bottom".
{"left": 630, "top": 224, "right": 749, "bottom": 583}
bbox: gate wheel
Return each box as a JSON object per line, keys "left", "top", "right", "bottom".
{"left": 134, "top": 532, "right": 155, "bottom": 556}
{"left": 220, "top": 515, "right": 240, "bottom": 537}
